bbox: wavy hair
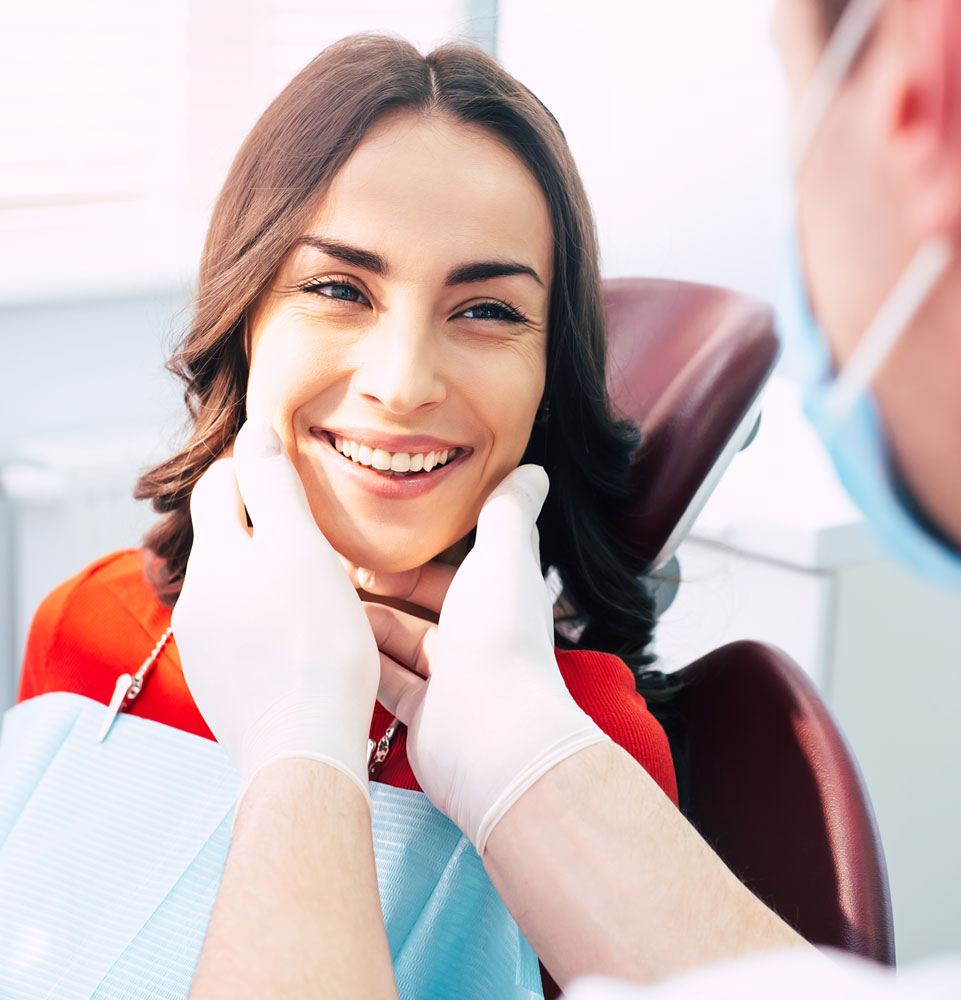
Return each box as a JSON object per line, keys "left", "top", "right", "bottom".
{"left": 135, "top": 34, "right": 661, "bottom": 684}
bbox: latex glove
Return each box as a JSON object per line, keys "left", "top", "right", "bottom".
{"left": 172, "top": 419, "right": 379, "bottom": 808}
{"left": 359, "top": 465, "right": 609, "bottom": 854}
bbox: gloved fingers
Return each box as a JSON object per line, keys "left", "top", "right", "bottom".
{"left": 187, "top": 455, "right": 250, "bottom": 557}
{"left": 363, "top": 602, "right": 435, "bottom": 679}
{"left": 354, "top": 560, "right": 455, "bottom": 616}
{"left": 475, "top": 465, "right": 549, "bottom": 565}
{"left": 232, "top": 419, "right": 323, "bottom": 544}
{"left": 377, "top": 654, "right": 427, "bottom": 725}
{"left": 528, "top": 520, "right": 554, "bottom": 638}
{"left": 337, "top": 552, "right": 362, "bottom": 584}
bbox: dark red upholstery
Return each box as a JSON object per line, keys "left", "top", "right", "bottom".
{"left": 603, "top": 277, "right": 779, "bottom": 566}
{"left": 598, "top": 278, "right": 894, "bottom": 964}
{"left": 672, "top": 641, "right": 896, "bottom": 965}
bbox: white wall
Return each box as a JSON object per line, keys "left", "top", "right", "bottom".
{"left": 498, "top": 0, "right": 791, "bottom": 302}
{"left": 0, "top": 291, "right": 187, "bottom": 456}
{"left": 0, "top": 289, "right": 188, "bottom": 706}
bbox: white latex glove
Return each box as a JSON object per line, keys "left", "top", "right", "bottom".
{"left": 358, "top": 465, "right": 610, "bottom": 855}
{"left": 172, "top": 419, "right": 380, "bottom": 808}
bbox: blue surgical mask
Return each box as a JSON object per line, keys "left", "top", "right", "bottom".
{"left": 785, "top": 0, "right": 961, "bottom": 589}
{"left": 785, "top": 244, "right": 961, "bottom": 588}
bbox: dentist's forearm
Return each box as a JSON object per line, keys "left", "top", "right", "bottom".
{"left": 189, "top": 758, "right": 399, "bottom": 1000}
{"left": 482, "top": 741, "right": 807, "bottom": 988}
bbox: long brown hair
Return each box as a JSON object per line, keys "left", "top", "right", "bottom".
{"left": 136, "top": 34, "right": 659, "bottom": 677}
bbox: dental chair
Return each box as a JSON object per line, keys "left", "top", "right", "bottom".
{"left": 602, "top": 277, "right": 896, "bottom": 966}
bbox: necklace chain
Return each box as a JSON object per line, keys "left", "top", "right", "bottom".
{"left": 126, "top": 625, "right": 174, "bottom": 703}
{"left": 115, "top": 627, "right": 402, "bottom": 777}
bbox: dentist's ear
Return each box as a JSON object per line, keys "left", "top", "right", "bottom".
{"left": 890, "top": 0, "right": 961, "bottom": 234}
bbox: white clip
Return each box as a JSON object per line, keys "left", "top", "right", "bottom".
{"left": 97, "top": 673, "right": 133, "bottom": 743}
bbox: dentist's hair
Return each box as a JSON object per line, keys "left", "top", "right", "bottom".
{"left": 135, "top": 34, "right": 660, "bottom": 679}
{"left": 814, "top": 0, "right": 851, "bottom": 34}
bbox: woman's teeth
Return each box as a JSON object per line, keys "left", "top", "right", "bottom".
{"left": 332, "top": 437, "right": 455, "bottom": 475}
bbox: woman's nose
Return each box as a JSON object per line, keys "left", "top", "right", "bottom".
{"left": 353, "top": 311, "right": 446, "bottom": 414}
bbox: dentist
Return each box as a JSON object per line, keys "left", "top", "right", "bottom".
{"left": 570, "top": 0, "right": 961, "bottom": 994}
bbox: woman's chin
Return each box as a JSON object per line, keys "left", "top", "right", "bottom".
{"left": 329, "top": 538, "right": 444, "bottom": 575}
{"left": 328, "top": 530, "right": 472, "bottom": 575}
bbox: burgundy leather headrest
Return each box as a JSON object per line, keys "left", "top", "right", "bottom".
{"left": 603, "top": 277, "right": 780, "bottom": 566}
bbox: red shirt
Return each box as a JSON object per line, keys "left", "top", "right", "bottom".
{"left": 18, "top": 548, "right": 678, "bottom": 998}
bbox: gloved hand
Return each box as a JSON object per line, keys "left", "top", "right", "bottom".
{"left": 172, "top": 419, "right": 380, "bottom": 808}
{"left": 358, "top": 465, "right": 610, "bottom": 855}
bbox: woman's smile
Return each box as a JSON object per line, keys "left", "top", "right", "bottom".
{"left": 309, "top": 426, "right": 474, "bottom": 500}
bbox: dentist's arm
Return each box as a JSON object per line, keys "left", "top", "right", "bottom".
{"left": 360, "top": 465, "right": 806, "bottom": 989}
{"left": 195, "top": 757, "right": 393, "bottom": 1000}
{"left": 174, "top": 421, "right": 398, "bottom": 1000}
{"left": 482, "top": 740, "right": 804, "bottom": 986}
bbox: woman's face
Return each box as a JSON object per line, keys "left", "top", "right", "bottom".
{"left": 246, "top": 111, "right": 553, "bottom": 572}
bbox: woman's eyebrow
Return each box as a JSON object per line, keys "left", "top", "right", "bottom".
{"left": 294, "top": 235, "right": 543, "bottom": 288}
{"left": 294, "top": 236, "right": 388, "bottom": 275}
{"left": 445, "top": 261, "right": 544, "bottom": 288}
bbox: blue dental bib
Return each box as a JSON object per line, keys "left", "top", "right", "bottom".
{"left": 0, "top": 693, "right": 543, "bottom": 999}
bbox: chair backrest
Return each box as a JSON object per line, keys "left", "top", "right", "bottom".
{"left": 603, "top": 277, "right": 779, "bottom": 569}
{"left": 599, "top": 278, "right": 894, "bottom": 963}
{"left": 672, "top": 640, "right": 896, "bottom": 965}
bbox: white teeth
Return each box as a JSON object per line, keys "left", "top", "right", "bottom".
{"left": 331, "top": 436, "right": 459, "bottom": 473}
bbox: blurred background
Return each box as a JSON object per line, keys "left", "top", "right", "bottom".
{"left": 1, "top": 0, "right": 958, "bottom": 964}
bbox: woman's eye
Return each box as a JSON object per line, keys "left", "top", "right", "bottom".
{"left": 300, "top": 280, "right": 370, "bottom": 305}
{"left": 459, "top": 301, "right": 525, "bottom": 323}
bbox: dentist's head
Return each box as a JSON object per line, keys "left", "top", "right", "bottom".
{"left": 774, "top": 0, "right": 961, "bottom": 583}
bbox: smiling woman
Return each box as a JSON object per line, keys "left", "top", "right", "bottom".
{"left": 245, "top": 111, "right": 551, "bottom": 571}
{"left": 14, "top": 33, "right": 677, "bottom": 1000}
{"left": 131, "top": 33, "right": 661, "bottom": 670}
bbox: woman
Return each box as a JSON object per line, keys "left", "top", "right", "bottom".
{"left": 11, "top": 34, "right": 676, "bottom": 999}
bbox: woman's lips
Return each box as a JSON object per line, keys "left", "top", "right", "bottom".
{"left": 314, "top": 426, "right": 468, "bottom": 455}
{"left": 308, "top": 427, "right": 471, "bottom": 499}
